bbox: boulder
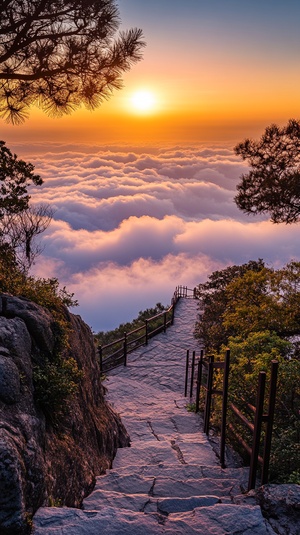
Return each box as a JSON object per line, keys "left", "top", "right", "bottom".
{"left": 255, "top": 484, "right": 300, "bottom": 535}
{"left": 0, "top": 294, "right": 129, "bottom": 534}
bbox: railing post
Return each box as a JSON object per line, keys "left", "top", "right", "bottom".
{"left": 123, "top": 332, "right": 127, "bottom": 366}
{"left": 220, "top": 349, "right": 230, "bottom": 468}
{"left": 190, "top": 350, "right": 195, "bottom": 398}
{"left": 99, "top": 345, "right": 103, "bottom": 373}
{"left": 171, "top": 303, "right": 175, "bottom": 325}
{"left": 193, "top": 287, "right": 197, "bottom": 299}
{"left": 248, "top": 371, "right": 266, "bottom": 490}
{"left": 145, "top": 319, "right": 149, "bottom": 345}
{"left": 195, "top": 349, "right": 203, "bottom": 413}
{"left": 204, "top": 355, "right": 214, "bottom": 435}
{"left": 184, "top": 350, "right": 190, "bottom": 397}
{"left": 164, "top": 312, "right": 167, "bottom": 332}
{"left": 261, "top": 360, "right": 279, "bottom": 485}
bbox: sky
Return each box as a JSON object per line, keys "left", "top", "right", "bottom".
{"left": 1, "top": 1, "right": 300, "bottom": 331}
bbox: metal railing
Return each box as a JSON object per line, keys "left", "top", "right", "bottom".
{"left": 229, "top": 360, "right": 278, "bottom": 490}
{"left": 185, "top": 350, "right": 278, "bottom": 489}
{"left": 185, "top": 349, "right": 230, "bottom": 468}
{"left": 99, "top": 285, "right": 197, "bottom": 372}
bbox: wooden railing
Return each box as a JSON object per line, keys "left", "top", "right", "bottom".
{"left": 99, "top": 285, "right": 197, "bottom": 372}
{"left": 185, "top": 350, "right": 278, "bottom": 489}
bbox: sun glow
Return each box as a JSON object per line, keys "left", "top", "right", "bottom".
{"left": 130, "top": 90, "right": 157, "bottom": 114}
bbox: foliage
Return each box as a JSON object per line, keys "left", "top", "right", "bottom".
{"left": 0, "top": 247, "right": 77, "bottom": 309}
{"left": 194, "top": 259, "right": 265, "bottom": 351}
{"left": 95, "top": 302, "right": 167, "bottom": 347}
{"left": 0, "top": 0, "right": 145, "bottom": 124}
{"left": 196, "top": 261, "right": 300, "bottom": 482}
{"left": 0, "top": 141, "right": 52, "bottom": 269}
{"left": 225, "top": 333, "right": 300, "bottom": 483}
{"left": 0, "top": 246, "right": 81, "bottom": 422}
{"left": 33, "top": 356, "right": 83, "bottom": 420}
{"left": 0, "top": 140, "right": 42, "bottom": 216}
{"left": 4, "top": 203, "right": 53, "bottom": 269}
{"left": 224, "top": 262, "right": 300, "bottom": 339}
{"left": 234, "top": 119, "right": 300, "bottom": 223}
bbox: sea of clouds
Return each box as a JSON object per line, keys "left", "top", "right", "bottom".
{"left": 15, "top": 142, "right": 300, "bottom": 332}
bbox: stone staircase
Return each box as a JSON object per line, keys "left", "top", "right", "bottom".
{"left": 33, "top": 299, "right": 276, "bottom": 534}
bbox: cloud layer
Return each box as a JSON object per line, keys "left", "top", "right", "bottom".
{"left": 15, "top": 142, "right": 300, "bottom": 331}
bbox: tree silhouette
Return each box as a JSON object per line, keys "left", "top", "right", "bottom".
{"left": 0, "top": 0, "right": 145, "bottom": 124}
{"left": 234, "top": 119, "right": 300, "bottom": 223}
{"left": 0, "top": 140, "right": 52, "bottom": 268}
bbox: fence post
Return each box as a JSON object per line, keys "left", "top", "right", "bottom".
{"left": 171, "top": 303, "right": 175, "bottom": 325}
{"left": 195, "top": 349, "right": 203, "bottom": 413}
{"left": 145, "top": 320, "right": 149, "bottom": 345}
{"left": 248, "top": 371, "right": 266, "bottom": 490}
{"left": 123, "top": 332, "right": 127, "bottom": 366}
{"left": 204, "top": 355, "right": 214, "bottom": 435}
{"left": 164, "top": 312, "right": 167, "bottom": 332}
{"left": 99, "top": 346, "right": 103, "bottom": 373}
{"left": 190, "top": 350, "right": 196, "bottom": 398}
{"left": 220, "top": 349, "right": 230, "bottom": 468}
{"left": 184, "top": 350, "right": 190, "bottom": 397}
{"left": 261, "top": 360, "right": 279, "bottom": 485}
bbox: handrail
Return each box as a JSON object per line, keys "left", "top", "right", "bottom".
{"left": 186, "top": 349, "right": 230, "bottom": 468}
{"left": 99, "top": 285, "right": 198, "bottom": 372}
{"left": 186, "top": 351, "right": 278, "bottom": 488}
{"left": 229, "top": 360, "right": 279, "bottom": 490}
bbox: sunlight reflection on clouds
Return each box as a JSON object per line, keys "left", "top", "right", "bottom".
{"left": 21, "top": 143, "right": 300, "bottom": 331}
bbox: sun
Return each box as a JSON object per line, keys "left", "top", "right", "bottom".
{"left": 130, "top": 90, "right": 157, "bottom": 114}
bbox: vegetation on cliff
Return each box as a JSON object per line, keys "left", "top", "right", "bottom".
{"left": 95, "top": 302, "right": 168, "bottom": 347}
{"left": 0, "top": 245, "right": 82, "bottom": 421}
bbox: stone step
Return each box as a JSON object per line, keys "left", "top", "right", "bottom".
{"left": 32, "top": 300, "right": 276, "bottom": 535}
{"left": 86, "top": 472, "right": 244, "bottom": 501}
{"left": 112, "top": 439, "right": 219, "bottom": 469}
{"left": 105, "top": 463, "right": 249, "bottom": 487}
{"left": 120, "top": 414, "right": 204, "bottom": 442}
{"left": 82, "top": 489, "right": 221, "bottom": 513}
{"left": 33, "top": 503, "right": 275, "bottom": 535}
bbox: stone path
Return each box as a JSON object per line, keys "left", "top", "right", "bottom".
{"left": 33, "top": 298, "right": 275, "bottom": 534}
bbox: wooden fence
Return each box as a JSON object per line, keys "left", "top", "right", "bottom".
{"left": 99, "top": 285, "right": 196, "bottom": 372}
{"left": 185, "top": 350, "right": 278, "bottom": 489}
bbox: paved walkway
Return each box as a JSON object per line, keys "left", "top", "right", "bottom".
{"left": 33, "top": 298, "right": 275, "bottom": 534}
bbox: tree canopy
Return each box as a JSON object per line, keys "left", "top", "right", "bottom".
{"left": 0, "top": 140, "right": 52, "bottom": 268}
{"left": 0, "top": 140, "right": 42, "bottom": 216}
{"left": 195, "top": 261, "right": 300, "bottom": 483}
{"left": 0, "top": 0, "right": 145, "bottom": 123}
{"left": 234, "top": 119, "right": 300, "bottom": 223}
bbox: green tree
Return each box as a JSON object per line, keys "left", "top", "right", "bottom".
{"left": 196, "top": 261, "right": 300, "bottom": 482}
{"left": 96, "top": 302, "right": 168, "bottom": 347}
{"left": 0, "top": 0, "right": 145, "bottom": 124}
{"left": 0, "top": 140, "right": 42, "bottom": 215}
{"left": 0, "top": 141, "right": 52, "bottom": 268}
{"left": 224, "top": 262, "right": 300, "bottom": 339}
{"left": 224, "top": 332, "right": 300, "bottom": 483}
{"left": 234, "top": 119, "right": 300, "bottom": 223}
{"left": 194, "top": 259, "right": 265, "bottom": 351}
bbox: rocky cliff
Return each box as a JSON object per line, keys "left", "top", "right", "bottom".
{"left": 0, "top": 294, "right": 129, "bottom": 534}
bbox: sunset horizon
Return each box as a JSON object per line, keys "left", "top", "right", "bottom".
{"left": 1, "top": 0, "right": 300, "bottom": 331}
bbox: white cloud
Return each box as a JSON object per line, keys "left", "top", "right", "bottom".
{"left": 19, "top": 141, "right": 300, "bottom": 331}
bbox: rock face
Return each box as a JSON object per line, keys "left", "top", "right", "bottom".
{"left": 236, "top": 484, "right": 300, "bottom": 535}
{"left": 0, "top": 293, "right": 129, "bottom": 535}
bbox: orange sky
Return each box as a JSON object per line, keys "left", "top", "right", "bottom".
{"left": 1, "top": 0, "right": 300, "bottom": 146}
